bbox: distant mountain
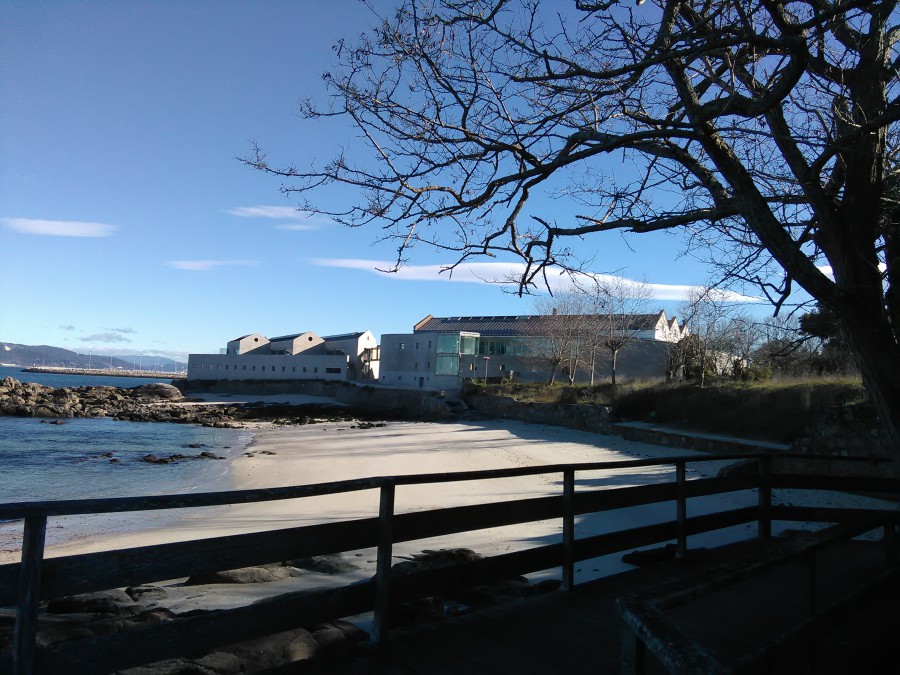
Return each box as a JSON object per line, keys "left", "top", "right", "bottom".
{"left": 0, "top": 342, "right": 186, "bottom": 371}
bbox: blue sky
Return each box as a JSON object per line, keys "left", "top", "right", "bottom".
{"left": 1, "top": 1, "right": 763, "bottom": 361}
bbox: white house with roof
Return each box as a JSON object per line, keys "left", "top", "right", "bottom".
{"left": 378, "top": 311, "right": 687, "bottom": 390}
{"left": 187, "top": 330, "right": 380, "bottom": 382}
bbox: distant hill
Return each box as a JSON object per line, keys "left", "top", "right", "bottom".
{"left": 0, "top": 342, "right": 186, "bottom": 371}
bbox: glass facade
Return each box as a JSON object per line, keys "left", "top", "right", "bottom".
{"left": 437, "top": 334, "right": 460, "bottom": 353}
{"left": 436, "top": 355, "right": 459, "bottom": 375}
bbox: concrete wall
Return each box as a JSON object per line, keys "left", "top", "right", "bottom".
{"left": 187, "top": 353, "right": 349, "bottom": 381}
{"left": 325, "top": 331, "right": 380, "bottom": 380}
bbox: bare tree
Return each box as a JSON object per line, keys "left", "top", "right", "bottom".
{"left": 531, "top": 293, "right": 589, "bottom": 384}
{"left": 245, "top": 1, "right": 900, "bottom": 457}
{"left": 680, "top": 286, "right": 744, "bottom": 387}
{"left": 582, "top": 277, "right": 655, "bottom": 387}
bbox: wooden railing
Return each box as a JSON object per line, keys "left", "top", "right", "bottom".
{"left": 616, "top": 509, "right": 900, "bottom": 673}
{"left": 1, "top": 453, "right": 898, "bottom": 674}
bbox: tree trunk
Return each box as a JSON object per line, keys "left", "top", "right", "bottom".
{"left": 610, "top": 348, "right": 618, "bottom": 388}
{"left": 840, "top": 317, "right": 900, "bottom": 464}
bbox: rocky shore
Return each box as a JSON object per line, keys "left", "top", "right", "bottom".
{"left": 0, "top": 377, "right": 387, "bottom": 428}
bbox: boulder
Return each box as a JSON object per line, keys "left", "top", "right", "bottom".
{"left": 288, "top": 555, "right": 359, "bottom": 575}
{"left": 125, "top": 585, "right": 169, "bottom": 603}
{"left": 47, "top": 589, "right": 138, "bottom": 615}
{"left": 185, "top": 565, "right": 302, "bottom": 585}
{"left": 132, "top": 383, "right": 184, "bottom": 400}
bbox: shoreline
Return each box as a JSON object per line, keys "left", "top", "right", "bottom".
{"left": 2, "top": 419, "right": 747, "bottom": 565}
{"left": 3, "top": 417, "right": 895, "bottom": 570}
{"left": 0, "top": 419, "right": 259, "bottom": 563}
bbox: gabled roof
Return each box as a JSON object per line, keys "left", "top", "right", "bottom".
{"left": 269, "top": 332, "right": 315, "bottom": 342}
{"left": 323, "top": 331, "right": 367, "bottom": 341}
{"left": 413, "top": 314, "right": 665, "bottom": 336}
{"left": 228, "top": 332, "right": 267, "bottom": 342}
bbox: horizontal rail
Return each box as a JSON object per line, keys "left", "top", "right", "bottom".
{"left": 3, "top": 451, "right": 890, "bottom": 520}
{"left": 617, "top": 509, "right": 900, "bottom": 672}
{"left": 2, "top": 451, "right": 897, "bottom": 674}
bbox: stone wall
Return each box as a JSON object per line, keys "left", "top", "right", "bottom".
{"left": 463, "top": 393, "right": 612, "bottom": 434}
{"left": 179, "top": 379, "right": 455, "bottom": 421}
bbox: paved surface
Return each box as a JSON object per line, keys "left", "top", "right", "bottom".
{"left": 296, "top": 537, "right": 896, "bottom": 674}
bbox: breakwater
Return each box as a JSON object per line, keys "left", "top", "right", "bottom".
{"left": 22, "top": 366, "right": 185, "bottom": 379}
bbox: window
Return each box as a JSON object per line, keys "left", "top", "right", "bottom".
{"left": 314, "top": 367, "right": 318, "bottom": 373}
{"left": 428, "top": 340, "right": 432, "bottom": 348}
{"left": 282, "top": 366, "right": 286, "bottom": 372}
{"left": 325, "top": 367, "right": 341, "bottom": 374}
{"left": 499, "top": 364, "right": 505, "bottom": 372}
{"left": 252, "top": 366, "right": 256, "bottom": 371}
{"left": 437, "top": 334, "right": 459, "bottom": 353}
{"left": 303, "top": 367, "right": 307, "bottom": 373}
{"left": 426, "top": 361, "right": 431, "bottom": 369}
{"left": 469, "top": 363, "right": 475, "bottom": 371}
{"left": 271, "top": 366, "right": 275, "bottom": 372}
{"left": 242, "top": 365, "right": 247, "bottom": 371}
{"left": 292, "top": 366, "right": 296, "bottom": 372}
{"left": 460, "top": 335, "right": 478, "bottom": 355}
{"left": 435, "top": 355, "right": 459, "bottom": 375}
{"left": 399, "top": 342, "right": 406, "bottom": 350}
{"left": 416, "top": 342, "right": 419, "bottom": 349}
{"left": 415, "top": 362, "right": 419, "bottom": 370}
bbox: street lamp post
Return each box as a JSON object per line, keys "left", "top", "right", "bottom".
{"left": 482, "top": 356, "right": 491, "bottom": 383}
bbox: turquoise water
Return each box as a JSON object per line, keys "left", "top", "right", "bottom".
{"left": 0, "top": 367, "right": 252, "bottom": 504}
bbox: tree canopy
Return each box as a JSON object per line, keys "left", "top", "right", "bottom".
{"left": 246, "top": 0, "right": 900, "bottom": 457}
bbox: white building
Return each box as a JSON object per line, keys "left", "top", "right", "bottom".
{"left": 187, "top": 330, "right": 380, "bottom": 382}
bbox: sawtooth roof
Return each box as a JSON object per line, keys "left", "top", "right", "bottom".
{"left": 413, "top": 313, "right": 665, "bottom": 336}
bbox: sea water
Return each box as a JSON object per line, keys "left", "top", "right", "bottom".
{"left": 0, "top": 366, "right": 252, "bottom": 504}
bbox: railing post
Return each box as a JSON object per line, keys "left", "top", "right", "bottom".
{"left": 13, "top": 514, "right": 47, "bottom": 675}
{"left": 884, "top": 521, "right": 898, "bottom": 566}
{"left": 808, "top": 548, "right": 818, "bottom": 615}
{"left": 562, "top": 468, "right": 575, "bottom": 591}
{"left": 620, "top": 628, "right": 646, "bottom": 674}
{"left": 675, "top": 461, "right": 687, "bottom": 559}
{"left": 758, "top": 455, "right": 772, "bottom": 540}
{"left": 373, "top": 481, "right": 396, "bottom": 645}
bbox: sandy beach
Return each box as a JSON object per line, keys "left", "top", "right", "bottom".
{"left": 2, "top": 417, "right": 893, "bottom": 616}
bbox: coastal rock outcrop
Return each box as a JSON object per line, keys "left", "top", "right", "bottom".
{"left": 0, "top": 377, "right": 243, "bottom": 427}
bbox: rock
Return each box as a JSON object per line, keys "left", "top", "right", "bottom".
{"left": 330, "top": 619, "right": 369, "bottom": 643}
{"left": 117, "top": 658, "right": 215, "bottom": 675}
{"left": 391, "top": 548, "right": 483, "bottom": 574}
{"left": 622, "top": 543, "right": 678, "bottom": 567}
{"left": 309, "top": 623, "right": 347, "bottom": 650}
{"left": 185, "top": 565, "right": 301, "bottom": 585}
{"left": 47, "top": 589, "right": 138, "bottom": 615}
{"left": 282, "top": 630, "right": 320, "bottom": 662}
{"left": 288, "top": 555, "right": 359, "bottom": 575}
{"left": 125, "top": 585, "right": 169, "bottom": 603}
{"left": 132, "top": 383, "right": 183, "bottom": 400}
{"left": 193, "top": 651, "right": 244, "bottom": 674}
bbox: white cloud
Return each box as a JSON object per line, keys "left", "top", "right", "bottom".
{"left": 81, "top": 332, "right": 132, "bottom": 344}
{"left": 311, "top": 258, "right": 763, "bottom": 303}
{"left": 274, "top": 223, "right": 319, "bottom": 231}
{"left": 165, "top": 259, "right": 259, "bottom": 271}
{"left": 226, "top": 206, "right": 326, "bottom": 231}
{"left": 226, "top": 205, "right": 302, "bottom": 219}
{"left": 2, "top": 217, "right": 117, "bottom": 237}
